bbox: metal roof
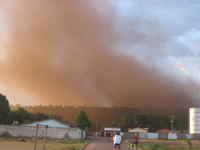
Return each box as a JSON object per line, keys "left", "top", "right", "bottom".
{"left": 24, "top": 119, "right": 70, "bottom": 128}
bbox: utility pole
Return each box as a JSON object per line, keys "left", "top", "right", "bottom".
{"left": 170, "top": 115, "right": 175, "bottom": 132}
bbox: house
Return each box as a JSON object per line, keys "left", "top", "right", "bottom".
{"left": 22, "top": 119, "right": 84, "bottom": 139}
{"left": 157, "top": 128, "right": 171, "bottom": 140}
{"left": 156, "top": 128, "right": 171, "bottom": 134}
{"left": 0, "top": 119, "right": 84, "bottom": 139}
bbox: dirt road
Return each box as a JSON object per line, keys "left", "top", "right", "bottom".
{"left": 85, "top": 138, "right": 130, "bottom": 150}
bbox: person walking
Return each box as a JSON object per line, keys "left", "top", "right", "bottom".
{"left": 113, "top": 132, "right": 122, "bottom": 150}
{"left": 133, "top": 134, "right": 139, "bottom": 150}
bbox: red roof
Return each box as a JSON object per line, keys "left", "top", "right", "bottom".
{"left": 157, "top": 128, "right": 171, "bottom": 133}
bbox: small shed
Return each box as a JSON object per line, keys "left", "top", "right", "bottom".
{"left": 104, "top": 128, "right": 121, "bottom": 137}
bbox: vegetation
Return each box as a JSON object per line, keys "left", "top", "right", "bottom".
{"left": 0, "top": 92, "right": 188, "bottom": 131}
{"left": 75, "top": 110, "right": 91, "bottom": 130}
{"left": 169, "top": 148, "right": 200, "bottom": 150}
{"left": 25, "top": 105, "right": 188, "bottom": 131}
{"left": 112, "top": 113, "right": 137, "bottom": 131}
{"left": 0, "top": 94, "right": 10, "bottom": 124}
{"left": 7, "top": 107, "right": 49, "bottom": 124}
{"left": 75, "top": 110, "right": 91, "bottom": 139}
{"left": 139, "top": 143, "right": 168, "bottom": 150}
{"left": 0, "top": 93, "right": 49, "bottom": 125}
{"left": 139, "top": 143, "right": 200, "bottom": 150}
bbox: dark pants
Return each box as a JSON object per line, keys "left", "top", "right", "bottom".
{"left": 114, "top": 144, "right": 120, "bottom": 150}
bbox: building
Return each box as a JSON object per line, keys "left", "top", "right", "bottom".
{"left": 190, "top": 108, "right": 200, "bottom": 134}
{"left": 0, "top": 119, "right": 84, "bottom": 139}
{"left": 128, "top": 128, "right": 148, "bottom": 133}
{"left": 24, "top": 119, "right": 70, "bottom": 128}
{"left": 157, "top": 128, "right": 171, "bottom": 134}
{"left": 104, "top": 128, "right": 121, "bottom": 137}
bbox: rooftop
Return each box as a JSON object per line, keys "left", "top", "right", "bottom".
{"left": 23, "top": 119, "right": 70, "bottom": 128}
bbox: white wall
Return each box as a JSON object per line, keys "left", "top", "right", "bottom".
{"left": 0, "top": 125, "right": 84, "bottom": 139}
{"left": 147, "top": 133, "right": 159, "bottom": 139}
{"left": 190, "top": 108, "right": 200, "bottom": 134}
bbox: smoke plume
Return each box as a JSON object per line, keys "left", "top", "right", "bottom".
{"left": 0, "top": 0, "right": 199, "bottom": 110}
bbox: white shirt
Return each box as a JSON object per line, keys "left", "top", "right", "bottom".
{"left": 113, "top": 135, "right": 122, "bottom": 144}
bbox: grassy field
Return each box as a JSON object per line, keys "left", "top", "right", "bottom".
{"left": 139, "top": 143, "right": 200, "bottom": 150}
{"left": 0, "top": 138, "right": 87, "bottom": 150}
{"left": 138, "top": 140, "right": 200, "bottom": 150}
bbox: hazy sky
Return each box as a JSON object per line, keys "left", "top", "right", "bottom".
{"left": 0, "top": 0, "right": 199, "bottom": 109}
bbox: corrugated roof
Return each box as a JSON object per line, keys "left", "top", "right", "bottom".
{"left": 24, "top": 119, "right": 70, "bottom": 128}
{"left": 128, "top": 128, "right": 148, "bottom": 133}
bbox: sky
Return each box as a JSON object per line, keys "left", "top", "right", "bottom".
{"left": 0, "top": 0, "right": 199, "bottom": 109}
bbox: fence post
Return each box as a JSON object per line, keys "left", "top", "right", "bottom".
{"left": 33, "top": 124, "right": 39, "bottom": 150}
{"left": 43, "top": 125, "right": 48, "bottom": 150}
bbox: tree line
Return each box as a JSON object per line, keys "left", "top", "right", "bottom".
{"left": 0, "top": 93, "right": 188, "bottom": 132}
{"left": 0, "top": 93, "right": 91, "bottom": 132}
{"left": 0, "top": 94, "right": 49, "bottom": 125}
{"left": 25, "top": 105, "right": 188, "bottom": 132}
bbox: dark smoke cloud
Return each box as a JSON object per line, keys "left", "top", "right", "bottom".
{"left": 0, "top": 0, "right": 198, "bottom": 109}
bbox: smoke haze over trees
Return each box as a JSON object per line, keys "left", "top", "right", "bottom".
{"left": 26, "top": 105, "right": 188, "bottom": 131}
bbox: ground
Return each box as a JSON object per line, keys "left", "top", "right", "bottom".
{"left": 0, "top": 138, "right": 86, "bottom": 150}
{"left": 1, "top": 141, "right": 33, "bottom": 150}
{"left": 2, "top": 137, "right": 200, "bottom": 150}
{"left": 84, "top": 137, "right": 130, "bottom": 150}
{"left": 85, "top": 138, "right": 200, "bottom": 150}
{"left": 0, "top": 137, "right": 130, "bottom": 150}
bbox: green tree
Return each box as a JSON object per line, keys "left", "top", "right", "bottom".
{"left": 174, "top": 114, "right": 187, "bottom": 132}
{"left": 113, "top": 113, "right": 136, "bottom": 131}
{"left": 136, "top": 115, "right": 150, "bottom": 128}
{"left": 7, "top": 108, "right": 49, "bottom": 124}
{"left": 9, "top": 107, "right": 30, "bottom": 124}
{"left": 31, "top": 113, "right": 49, "bottom": 121}
{"left": 0, "top": 94, "right": 10, "bottom": 124}
{"left": 75, "top": 110, "right": 91, "bottom": 139}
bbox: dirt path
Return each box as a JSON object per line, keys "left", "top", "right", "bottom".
{"left": 84, "top": 138, "right": 130, "bottom": 150}
{"left": 0, "top": 141, "right": 34, "bottom": 150}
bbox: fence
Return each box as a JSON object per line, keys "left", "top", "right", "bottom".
{"left": 124, "top": 132, "right": 199, "bottom": 140}
{"left": 0, "top": 125, "right": 84, "bottom": 139}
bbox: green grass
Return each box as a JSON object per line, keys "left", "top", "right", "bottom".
{"left": 139, "top": 143, "right": 200, "bottom": 150}
{"left": 168, "top": 148, "right": 200, "bottom": 150}
{"left": 139, "top": 143, "right": 168, "bottom": 150}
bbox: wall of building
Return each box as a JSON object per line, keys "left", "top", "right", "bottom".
{"left": 190, "top": 108, "right": 200, "bottom": 134}
{"left": 0, "top": 125, "right": 84, "bottom": 139}
{"left": 124, "top": 132, "right": 198, "bottom": 140}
